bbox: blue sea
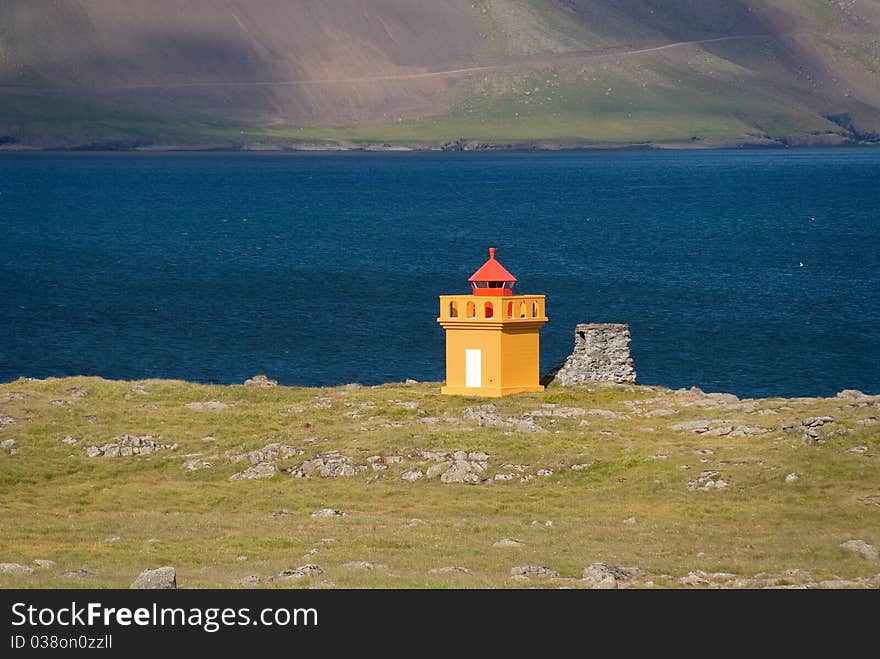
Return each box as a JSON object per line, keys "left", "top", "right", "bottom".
{"left": 1, "top": 149, "right": 878, "bottom": 398}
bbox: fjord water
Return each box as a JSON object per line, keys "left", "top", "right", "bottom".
{"left": 1, "top": 149, "right": 878, "bottom": 398}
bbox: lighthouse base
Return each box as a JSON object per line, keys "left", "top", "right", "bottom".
{"left": 440, "top": 384, "right": 544, "bottom": 398}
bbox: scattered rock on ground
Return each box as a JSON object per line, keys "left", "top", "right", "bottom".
{"left": 687, "top": 471, "right": 729, "bottom": 491}
{"left": 440, "top": 459, "right": 484, "bottom": 484}
{"left": 510, "top": 565, "right": 560, "bottom": 579}
{"left": 231, "top": 443, "right": 302, "bottom": 466}
{"left": 291, "top": 452, "right": 365, "bottom": 478}
{"left": 400, "top": 469, "right": 424, "bottom": 482}
{"left": 493, "top": 538, "right": 524, "bottom": 548}
{"left": 131, "top": 566, "right": 177, "bottom": 589}
{"left": 0, "top": 563, "right": 34, "bottom": 575}
{"left": 272, "top": 564, "right": 323, "bottom": 580}
{"left": 84, "top": 435, "right": 177, "bottom": 458}
{"left": 623, "top": 517, "right": 638, "bottom": 525}
{"left": 183, "top": 457, "right": 213, "bottom": 471}
{"left": 33, "top": 559, "right": 56, "bottom": 569}
{"left": 785, "top": 473, "right": 800, "bottom": 484}
{"left": 841, "top": 539, "right": 878, "bottom": 560}
{"left": 229, "top": 462, "right": 277, "bottom": 480}
{"left": 237, "top": 575, "right": 262, "bottom": 586}
{"left": 0, "top": 415, "right": 18, "bottom": 429}
{"left": 61, "top": 435, "right": 79, "bottom": 445}
{"left": 311, "top": 508, "right": 346, "bottom": 518}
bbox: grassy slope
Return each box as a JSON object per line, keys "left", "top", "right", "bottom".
{"left": 1, "top": 376, "right": 878, "bottom": 589}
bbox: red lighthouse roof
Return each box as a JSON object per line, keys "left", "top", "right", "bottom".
{"left": 468, "top": 247, "right": 517, "bottom": 296}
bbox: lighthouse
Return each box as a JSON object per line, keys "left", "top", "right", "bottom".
{"left": 437, "top": 247, "right": 548, "bottom": 397}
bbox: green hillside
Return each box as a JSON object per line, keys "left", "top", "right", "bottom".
{"left": 1, "top": 1, "right": 880, "bottom": 149}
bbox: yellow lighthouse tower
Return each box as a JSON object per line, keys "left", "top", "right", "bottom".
{"left": 438, "top": 247, "right": 548, "bottom": 397}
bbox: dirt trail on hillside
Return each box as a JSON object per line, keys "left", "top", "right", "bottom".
{"left": 77, "top": 34, "right": 776, "bottom": 90}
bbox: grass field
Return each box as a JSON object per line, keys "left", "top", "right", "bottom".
{"left": 1, "top": 376, "right": 878, "bottom": 589}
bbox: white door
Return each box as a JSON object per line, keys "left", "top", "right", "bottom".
{"left": 465, "top": 349, "right": 482, "bottom": 388}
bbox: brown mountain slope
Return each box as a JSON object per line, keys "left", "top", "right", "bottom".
{"left": 1, "top": 0, "right": 879, "bottom": 147}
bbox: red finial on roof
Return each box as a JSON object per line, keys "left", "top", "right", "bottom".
{"left": 489, "top": 247, "right": 496, "bottom": 260}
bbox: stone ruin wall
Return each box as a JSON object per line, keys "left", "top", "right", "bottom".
{"left": 543, "top": 323, "right": 636, "bottom": 385}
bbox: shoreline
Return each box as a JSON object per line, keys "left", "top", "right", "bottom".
{"left": 2, "top": 137, "right": 880, "bottom": 155}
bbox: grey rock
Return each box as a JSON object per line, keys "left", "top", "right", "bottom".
{"left": 582, "top": 563, "right": 643, "bottom": 588}
{"left": 536, "top": 468, "right": 554, "bottom": 477}
{"left": 847, "top": 446, "right": 869, "bottom": 454}
{"left": 543, "top": 323, "right": 636, "bottom": 385}
{"left": 237, "top": 575, "right": 262, "bottom": 586}
{"left": 0, "top": 438, "right": 16, "bottom": 450}
{"left": 0, "top": 562, "right": 34, "bottom": 575}
{"left": 440, "top": 460, "right": 482, "bottom": 484}
{"left": 311, "top": 508, "right": 346, "bottom": 518}
{"left": 785, "top": 473, "right": 800, "bottom": 484}
{"left": 429, "top": 566, "right": 471, "bottom": 575}
{"left": 841, "top": 539, "right": 878, "bottom": 560}
{"left": 669, "top": 420, "right": 713, "bottom": 433}
{"left": 273, "top": 564, "right": 323, "bottom": 580}
{"left": 570, "top": 463, "right": 593, "bottom": 470}
{"left": 687, "top": 471, "right": 729, "bottom": 491}
{"left": 131, "top": 566, "right": 177, "bottom": 589}
{"left": 804, "top": 416, "right": 834, "bottom": 428}
{"left": 510, "top": 565, "right": 560, "bottom": 579}
{"left": 229, "top": 462, "right": 277, "bottom": 480}
{"left": 623, "top": 517, "right": 638, "bottom": 525}
{"left": 400, "top": 469, "right": 424, "bottom": 482}
{"left": 291, "top": 452, "right": 364, "bottom": 478}
{"left": 272, "top": 509, "right": 291, "bottom": 517}
{"left": 230, "top": 443, "right": 302, "bottom": 466}
{"left": 61, "top": 435, "right": 79, "bottom": 445}
{"left": 461, "top": 404, "right": 508, "bottom": 427}
{"left": 33, "top": 559, "right": 56, "bottom": 569}
{"left": 468, "top": 451, "right": 490, "bottom": 461}
{"left": 418, "top": 417, "right": 440, "bottom": 424}
{"left": 243, "top": 375, "right": 278, "bottom": 388}
{"left": 84, "top": 434, "right": 176, "bottom": 458}
{"left": 493, "top": 538, "right": 524, "bottom": 548}
{"left": 0, "top": 415, "right": 17, "bottom": 429}
{"left": 131, "top": 384, "right": 150, "bottom": 395}
{"left": 425, "top": 461, "right": 452, "bottom": 479}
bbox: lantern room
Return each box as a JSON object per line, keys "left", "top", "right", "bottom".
{"left": 468, "top": 247, "right": 517, "bottom": 296}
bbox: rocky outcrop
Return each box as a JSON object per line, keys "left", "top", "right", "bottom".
{"left": 243, "top": 375, "right": 278, "bottom": 388}
{"left": 290, "top": 451, "right": 365, "bottom": 478}
{"left": 84, "top": 434, "right": 176, "bottom": 457}
{"left": 543, "top": 323, "right": 636, "bottom": 386}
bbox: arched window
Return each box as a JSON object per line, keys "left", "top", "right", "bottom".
{"left": 466, "top": 301, "right": 476, "bottom": 318}
{"left": 531, "top": 302, "right": 538, "bottom": 318}
{"left": 519, "top": 302, "right": 527, "bottom": 318}
{"left": 449, "top": 301, "right": 458, "bottom": 318}
{"left": 506, "top": 302, "right": 513, "bottom": 319}
{"left": 484, "top": 301, "right": 494, "bottom": 318}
